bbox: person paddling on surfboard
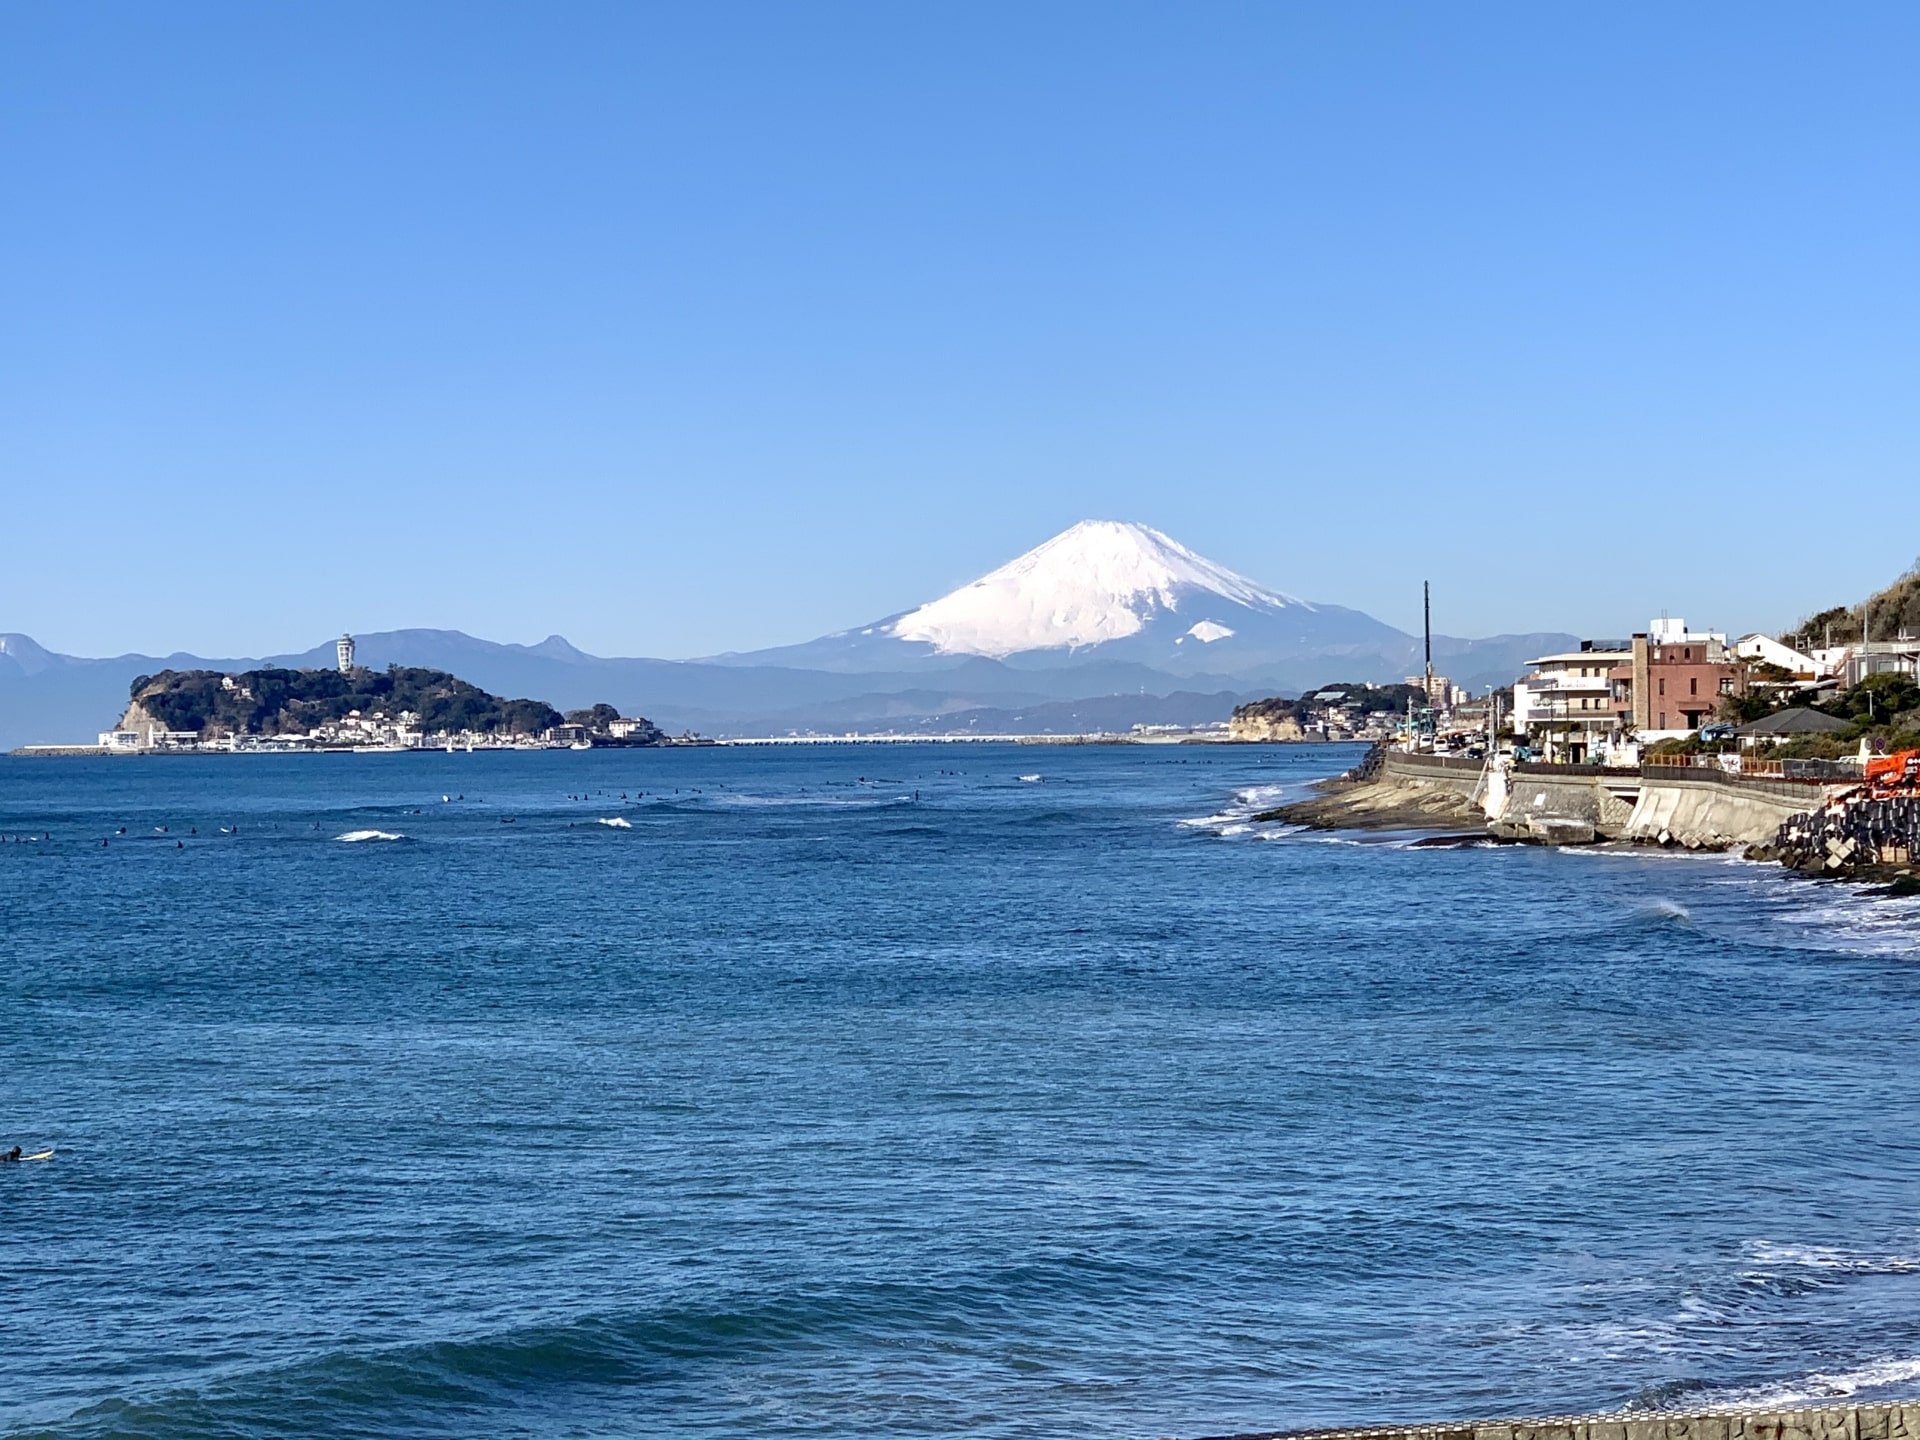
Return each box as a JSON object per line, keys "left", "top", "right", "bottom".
{"left": 2, "top": 1147, "right": 20, "bottom": 1162}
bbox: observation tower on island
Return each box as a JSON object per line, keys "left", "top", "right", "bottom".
{"left": 336, "top": 634, "right": 355, "bottom": 673}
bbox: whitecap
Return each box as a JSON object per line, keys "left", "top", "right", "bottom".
{"left": 336, "top": 830, "right": 406, "bottom": 843}
{"left": 1745, "top": 1240, "right": 1920, "bottom": 1274}
{"left": 1682, "top": 1355, "right": 1920, "bottom": 1410}
{"left": 1018, "top": 774, "right": 1042, "bottom": 783}
{"left": 1635, "top": 899, "right": 1693, "bottom": 925}
{"left": 596, "top": 817, "right": 633, "bottom": 829}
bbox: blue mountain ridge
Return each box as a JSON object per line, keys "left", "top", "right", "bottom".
{"left": 0, "top": 623, "right": 1573, "bottom": 750}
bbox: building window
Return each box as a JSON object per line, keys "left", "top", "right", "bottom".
{"left": 1689, "top": 677, "right": 1698, "bottom": 696}
{"left": 1658, "top": 678, "right": 1666, "bottom": 696}
{"left": 1720, "top": 677, "right": 1734, "bottom": 694}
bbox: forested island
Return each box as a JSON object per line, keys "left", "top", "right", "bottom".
{"left": 104, "top": 666, "right": 669, "bottom": 751}
{"left": 1230, "top": 682, "right": 1428, "bottom": 741}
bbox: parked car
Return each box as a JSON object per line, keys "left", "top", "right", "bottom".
{"left": 1698, "top": 723, "right": 1736, "bottom": 743}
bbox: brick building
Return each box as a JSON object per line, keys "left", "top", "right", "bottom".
{"left": 1611, "top": 618, "right": 1747, "bottom": 738}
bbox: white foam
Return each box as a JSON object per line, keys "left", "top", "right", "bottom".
{"left": 1018, "top": 774, "right": 1042, "bottom": 783}
{"left": 1178, "top": 783, "right": 1294, "bottom": 836}
{"left": 336, "top": 830, "right": 405, "bottom": 843}
{"left": 1689, "top": 1355, "right": 1920, "bottom": 1409}
{"left": 596, "top": 817, "right": 633, "bottom": 829}
{"left": 1636, "top": 899, "right": 1693, "bottom": 924}
{"left": 1746, "top": 1241, "right": 1920, "bottom": 1273}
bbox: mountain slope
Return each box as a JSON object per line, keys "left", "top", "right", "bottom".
{"left": 892, "top": 519, "right": 1306, "bottom": 656}
{"left": 715, "top": 519, "right": 1563, "bottom": 685}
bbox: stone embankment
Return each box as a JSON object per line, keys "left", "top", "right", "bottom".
{"left": 1266, "top": 746, "right": 1852, "bottom": 854}
{"left": 1199, "top": 1399, "right": 1920, "bottom": 1440}
{"left": 1758, "top": 794, "right": 1920, "bottom": 890}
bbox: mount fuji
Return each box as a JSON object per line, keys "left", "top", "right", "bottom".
{"left": 1, "top": 522, "right": 1572, "bottom": 746}
{"left": 713, "top": 519, "right": 1562, "bottom": 685}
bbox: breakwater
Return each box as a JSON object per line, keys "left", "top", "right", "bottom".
{"left": 1767, "top": 793, "right": 1920, "bottom": 878}
{"left": 1205, "top": 1401, "right": 1920, "bottom": 1440}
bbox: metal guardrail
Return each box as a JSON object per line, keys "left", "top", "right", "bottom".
{"left": 1512, "top": 763, "right": 1639, "bottom": 778}
{"left": 1384, "top": 752, "right": 1485, "bottom": 775}
{"left": 1638, "top": 764, "right": 1843, "bottom": 805}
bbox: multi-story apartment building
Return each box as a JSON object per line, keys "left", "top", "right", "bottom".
{"left": 1511, "top": 640, "right": 1633, "bottom": 762}
{"left": 1610, "top": 618, "right": 1747, "bottom": 738}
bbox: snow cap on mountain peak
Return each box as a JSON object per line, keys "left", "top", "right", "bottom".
{"left": 887, "top": 519, "right": 1300, "bottom": 658}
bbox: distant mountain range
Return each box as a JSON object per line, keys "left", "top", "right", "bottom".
{"left": 1, "top": 521, "right": 1573, "bottom": 749}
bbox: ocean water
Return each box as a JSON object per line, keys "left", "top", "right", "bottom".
{"left": 5, "top": 742, "right": 1920, "bottom": 1440}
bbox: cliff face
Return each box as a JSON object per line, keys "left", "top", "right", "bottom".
{"left": 114, "top": 700, "right": 168, "bottom": 741}
{"left": 1229, "top": 698, "right": 1302, "bottom": 742}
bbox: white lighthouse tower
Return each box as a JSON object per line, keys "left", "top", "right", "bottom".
{"left": 336, "top": 634, "right": 355, "bottom": 673}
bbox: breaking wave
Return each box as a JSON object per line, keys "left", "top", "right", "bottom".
{"left": 1638, "top": 1355, "right": 1920, "bottom": 1412}
{"left": 1631, "top": 899, "right": 1693, "bottom": 926}
{"left": 1179, "top": 783, "right": 1292, "bottom": 837}
{"left": 595, "top": 817, "right": 632, "bottom": 829}
{"left": 335, "top": 830, "right": 406, "bottom": 843}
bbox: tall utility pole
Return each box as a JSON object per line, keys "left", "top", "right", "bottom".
{"left": 1423, "top": 580, "right": 1434, "bottom": 703}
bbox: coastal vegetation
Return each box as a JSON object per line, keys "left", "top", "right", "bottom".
{"left": 564, "top": 704, "right": 666, "bottom": 746}
{"left": 1788, "top": 558, "right": 1920, "bottom": 647}
{"left": 127, "top": 666, "right": 567, "bottom": 738}
{"left": 1232, "top": 682, "right": 1428, "bottom": 732}
{"left": 1658, "top": 671, "right": 1920, "bottom": 760}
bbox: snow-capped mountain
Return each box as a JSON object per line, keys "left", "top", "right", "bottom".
{"left": 723, "top": 519, "right": 1417, "bottom": 675}
{"left": 886, "top": 520, "right": 1305, "bottom": 657}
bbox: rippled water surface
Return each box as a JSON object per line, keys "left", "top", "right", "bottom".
{"left": 5, "top": 743, "right": 1920, "bottom": 1439}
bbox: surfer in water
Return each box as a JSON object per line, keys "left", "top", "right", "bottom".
{"left": 2, "top": 1147, "right": 21, "bottom": 1162}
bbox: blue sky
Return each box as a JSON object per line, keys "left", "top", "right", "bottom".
{"left": 4, "top": 3, "right": 1916, "bottom": 658}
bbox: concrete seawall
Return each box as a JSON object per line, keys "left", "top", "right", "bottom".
{"left": 1620, "top": 770, "right": 1835, "bottom": 850}
{"left": 1201, "top": 1401, "right": 1920, "bottom": 1440}
{"left": 1362, "top": 753, "right": 1846, "bottom": 851}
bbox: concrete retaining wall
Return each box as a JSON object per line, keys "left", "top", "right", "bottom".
{"left": 1372, "top": 752, "right": 1846, "bottom": 851}
{"left": 1623, "top": 772, "right": 1838, "bottom": 850}
{"left": 1202, "top": 1399, "right": 1920, "bottom": 1440}
{"left": 1494, "top": 775, "right": 1635, "bottom": 844}
{"left": 1382, "top": 752, "right": 1486, "bottom": 802}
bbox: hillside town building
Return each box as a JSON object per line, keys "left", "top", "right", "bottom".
{"left": 1614, "top": 619, "right": 1747, "bottom": 740}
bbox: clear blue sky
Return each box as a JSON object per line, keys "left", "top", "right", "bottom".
{"left": 4, "top": 3, "right": 1916, "bottom": 659}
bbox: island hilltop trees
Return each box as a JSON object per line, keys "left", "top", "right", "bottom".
{"left": 126, "top": 665, "right": 568, "bottom": 739}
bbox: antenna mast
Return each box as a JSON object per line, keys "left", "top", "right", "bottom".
{"left": 1423, "top": 580, "right": 1434, "bottom": 701}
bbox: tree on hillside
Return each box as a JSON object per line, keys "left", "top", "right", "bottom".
{"left": 565, "top": 703, "right": 624, "bottom": 730}
{"left": 1790, "top": 558, "right": 1920, "bottom": 647}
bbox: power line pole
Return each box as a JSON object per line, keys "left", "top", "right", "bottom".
{"left": 1423, "top": 579, "right": 1435, "bottom": 715}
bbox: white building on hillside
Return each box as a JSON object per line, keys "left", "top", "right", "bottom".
{"left": 1733, "top": 633, "right": 1824, "bottom": 678}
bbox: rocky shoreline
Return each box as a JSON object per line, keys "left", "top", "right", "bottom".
{"left": 1260, "top": 745, "right": 1920, "bottom": 894}
{"left": 1257, "top": 773, "right": 1485, "bottom": 832}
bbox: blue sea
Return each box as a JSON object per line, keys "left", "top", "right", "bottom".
{"left": 6, "top": 742, "right": 1920, "bottom": 1440}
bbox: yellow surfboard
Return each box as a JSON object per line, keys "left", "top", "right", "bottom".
{"left": 19, "top": 1150, "right": 54, "bottom": 1162}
